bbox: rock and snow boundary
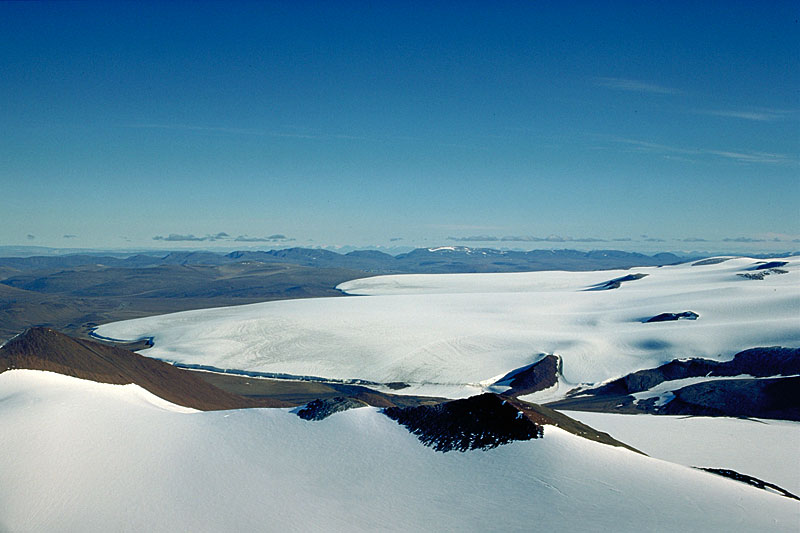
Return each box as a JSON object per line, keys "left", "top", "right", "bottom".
{"left": 95, "top": 256, "right": 800, "bottom": 399}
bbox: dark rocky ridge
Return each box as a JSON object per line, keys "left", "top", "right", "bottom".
{"left": 384, "top": 394, "right": 544, "bottom": 452}
{"left": 645, "top": 311, "right": 699, "bottom": 323}
{"left": 546, "top": 347, "right": 800, "bottom": 420}
{"left": 738, "top": 268, "right": 788, "bottom": 280}
{"left": 661, "top": 376, "right": 800, "bottom": 420}
{"left": 297, "top": 397, "right": 369, "bottom": 420}
{"left": 2, "top": 330, "right": 645, "bottom": 454}
{"left": 752, "top": 261, "right": 789, "bottom": 270}
{"left": 697, "top": 468, "right": 800, "bottom": 501}
{"left": 494, "top": 354, "right": 561, "bottom": 397}
{"left": 191, "top": 369, "right": 443, "bottom": 409}
{"left": 585, "top": 273, "right": 648, "bottom": 291}
{"left": 586, "top": 347, "right": 800, "bottom": 396}
{"left": 2, "top": 328, "right": 449, "bottom": 412}
{"left": 692, "top": 257, "right": 734, "bottom": 266}
{"left": 384, "top": 393, "right": 640, "bottom": 453}
{"left": 0, "top": 327, "right": 275, "bottom": 410}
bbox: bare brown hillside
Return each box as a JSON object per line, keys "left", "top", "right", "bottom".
{"left": 0, "top": 327, "right": 286, "bottom": 410}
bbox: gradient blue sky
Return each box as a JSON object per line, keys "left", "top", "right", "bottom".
{"left": 2, "top": 1, "right": 798, "bottom": 254}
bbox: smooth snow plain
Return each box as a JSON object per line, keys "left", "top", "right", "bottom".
{"left": 95, "top": 257, "right": 800, "bottom": 398}
{"left": 1, "top": 370, "right": 798, "bottom": 532}
{"left": 565, "top": 411, "right": 800, "bottom": 495}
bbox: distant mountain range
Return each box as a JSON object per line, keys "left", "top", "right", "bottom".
{"left": 0, "top": 246, "right": 691, "bottom": 273}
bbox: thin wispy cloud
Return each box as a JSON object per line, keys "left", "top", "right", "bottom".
{"left": 129, "top": 124, "right": 265, "bottom": 136}
{"left": 234, "top": 234, "right": 294, "bottom": 243}
{"left": 612, "top": 137, "right": 797, "bottom": 166}
{"left": 595, "top": 77, "right": 680, "bottom": 95}
{"left": 448, "top": 235, "right": 499, "bottom": 242}
{"left": 705, "top": 149, "right": 794, "bottom": 165}
{"left": 153, "top": 232, "right": 293, "bottom": 243}
{"left": 723, "top": 237, "right": 766, "bottom": 243}
{"left": 126, "top": 123, "right": 369, "bottom": 141}
{"left": 153, "top": 232, "right": 231, "bottom": 242}
{"left": 448, "top": 235, "right": 610, "bottom": 243}
{"left": 428, "top": 224, "right": 506, "bottom": 232}
{"left": 697, "top": 108, "right": 796, "bottom": 122}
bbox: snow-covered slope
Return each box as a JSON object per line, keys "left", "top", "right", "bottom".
{"left": 1, "top": 370, "right": 797, "bottom": 532}
{"left": 565, "top": 411, "right": 800, "bottom": 495}
{"left": 94, "top": 257, "right": 800, "bottom": 397}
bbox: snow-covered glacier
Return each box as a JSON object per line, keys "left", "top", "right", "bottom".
{"left": 1, "top": 370, "right": 797, "bottom": 532}
{"left": 95, "top": 257, "right": 800, "bottom": 397}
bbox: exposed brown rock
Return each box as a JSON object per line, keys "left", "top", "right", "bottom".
{"left": 500, "top": 354, "right": 561, "bottom": 397}
{"left": 0, "top": 327, "right": 285, "bottom": 410}
{"left": 383, "top": 392, "right": 641, "bottom": 454}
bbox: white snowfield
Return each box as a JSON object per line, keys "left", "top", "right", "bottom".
{"left": 95, "top": 257, "right": 800, "bottom": 397}
{"left": 565, "top": 411, "right": 800, "bottom": 495}
{"left": 1, "top": 370, "right": 798, "bottom": 532}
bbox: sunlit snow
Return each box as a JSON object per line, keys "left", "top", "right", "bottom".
{"left": 95, "top": 257, "right": 800, "bottom": 398}
{"left": 1, "top": 370, "right": 797, "bottom": 532}
{"left": 565, "top": 411, "right": 800, "bottom": 495}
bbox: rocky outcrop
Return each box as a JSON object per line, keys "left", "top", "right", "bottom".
{"left": 546, "top": 347, "right": 800, "bottom": 420}
{"left": 586, "top": 347, "right": 800, "bottom": 396}
{"left": 645, "top": 311, "right": 699, "bottom": 323}
{"left": 752, "top": 261, "right": 789, "bottom": 270}
{"left": 697, "top": 468, "right": 799, "bottom": 501}
{"left": 384, "top": 394, "right": 544, "bottom": 452}
{"left": 738, "top": 269, "right": 787, "bottom": 280}
{"left": 296, "top": 397, "right": 368, "bottom": 420}
{"left": 662, "top": 376, "right": 800, "bottom": 420}
{"left": 738, "top": 260, "right": 790, "bottom": 280}
{"left": 494, "top": 354, "right": 561, "bottom": 397}
{"left": 692, "top": 257, "right": 733, "bottom": 266}
{"left": 585, "top": 273, "right": 648, "bottom": 291}
{"left": 0, "top": 327, "right": 275, "bottom": 410}
{"left": 383, "top": 393, "right": 640, "bottom": 453}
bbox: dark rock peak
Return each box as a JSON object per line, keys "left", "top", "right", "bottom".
{"left": 738, "top": 268, "right": 788, "bottom": 280}
{"left": 692, "top": 257, "right": 734, "bottom": 266}
{"left": 494, "top": 354, "right": 561, "bottom": 397}
{"left": 752, "top": 261, "right": 789, "bottom": 270}
{"left": 548, "top": 347, "right": 800, "bottom": 420}
{"left": 383, "top": 393, "right": 543, "bottom": 452}
{"left": 384, "top": 393, "right": 640, "bottom": 454}
{"left": 697, "top": 468, "right": 800, "bottom": 501}
{"left": 586, "top": 273, "right": 648, "bottom": 291}
{"left": 661, "top": 376, "right": 800, "bottom": 420}
{"left": 586, "top": 347, "right": 800, "bottom": 397}
{"left": 297, "top": 397, "right": 368, "bottom": 421}
{"left": 645, "top": 311, "right": 699, "bottom": 323}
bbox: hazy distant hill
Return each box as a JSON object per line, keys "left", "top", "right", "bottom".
{"left": 0, "top": 262, "right": 365, "bottom": 341}
{"left": 0, "top": 246, "right": 694, "bottom": 274}
{"left": 0, "top": 327, "right": 265, "bottom": 410}
{"left": 0, "top": 246, "right": 698, "bottom": 341}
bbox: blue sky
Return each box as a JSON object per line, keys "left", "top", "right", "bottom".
{"left": 1, "top": 1, "right": 798, "bottom": 254}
